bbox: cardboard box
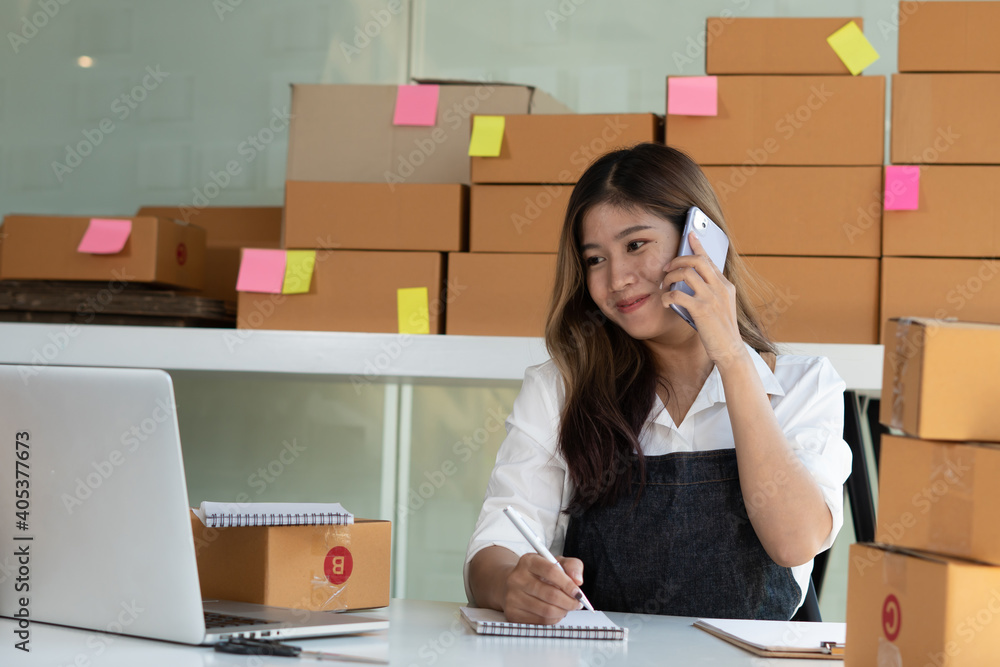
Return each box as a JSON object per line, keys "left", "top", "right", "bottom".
{"left": 846, "top": 543, "right": 1000, "bottom": 667}
{"left": 743, "top": 256, "right": 880, "bottom": 344}
{"left": 881, "top": 258, "right": 1000, "bottom": 333}
{"left": 877, "top": 434, "right": 1000, "bottom": 565}
{"left": 286, "top": 83, "right": 570, "bottom": 186}
{"left": 899, "top": 2, "right": 1000, "bottom": 73}
{"left": 705, "top": 17, "right": 863, "bottom": 75}
{"left": 236, "top": 250, "right": 444, "bottom": 333}
{"left": 136, "top": 206, "right": 282, "bottom": 247}
{"left": 470, "top": 185, "right": 569, "bottom": 253}
{"left": 702, "top": 166, "right": 882, "bottom": 256}
{"left": 470, "top": 114, "right": 663, "bottom": 184}
{"left": 667, "top": 75, "right": 885, "bottom": 166}
{"left": 0, "top": 215, "right": 205, "bottom": 290}
{"left": 284, "top": 182, "right": 467, "bottom": 252}
{"left": 445, "top": 253, "right": 556, "bottom": 337}
{"left": 882, "top": 167, "right": 1000, "bottom": 257}
{"left": 191, "top": 513, "right": 390, "bottom": 612}
{"left": 137, "top": 206, "right": 282, "bottom": 303}
{"left": 892, "top": 74, "right": 1000, "bottom": 164}
{"left": 880, "top": 318, "right": 1000, "bottom": 442}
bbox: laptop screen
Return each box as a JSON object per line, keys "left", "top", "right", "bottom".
{"left": 0, "top": 365, "right": 207, "bottom": 644}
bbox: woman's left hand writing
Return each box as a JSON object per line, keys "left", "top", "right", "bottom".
{"left": 660, "top": 231, "right": 745, "bottom": 367}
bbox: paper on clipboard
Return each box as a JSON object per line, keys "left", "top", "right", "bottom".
{"left": 694, "top": 618, "right": 846, "bottom": 660}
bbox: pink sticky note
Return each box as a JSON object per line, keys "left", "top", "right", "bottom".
{"left": 393, "top": 84, "right": 440, "bottom": 126}
{"left": 236, "top": 249, "right": 287, "bottom": 294}
{"left": 884, "top": 166, "right": 920, "bottom": 211}
{"left": 667, "top": 77, "right": 718, "bottom": 116}
{"left": 77, "top": 218, "right": 132, "bottom": 254}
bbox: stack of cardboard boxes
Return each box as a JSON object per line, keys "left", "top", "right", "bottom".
{"left": 882, "top": 2, "right": 1000, "bottom": 335}
{"left": 235, "top": 82, "right": 569, "bottom": 335}
{"left": 459, "top": 113, "right": 663, "bottom": 336}
{"left": 669, "top": 17, "right": 885, "bottom": 344}
{"left": 846, "top": 317, "right": 1000, "bottom": 666}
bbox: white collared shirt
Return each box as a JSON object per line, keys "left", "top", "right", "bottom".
{"left": 464, "top": 345, "right": 853, "bottom": 610}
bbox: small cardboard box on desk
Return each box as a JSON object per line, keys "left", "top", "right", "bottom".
{"left": 190, "top": 512, "right": 391, "bottom": 612}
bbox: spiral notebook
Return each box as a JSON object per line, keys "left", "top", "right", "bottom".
{"left": 192, "top": 501, "right": 354, "bottom": 528}
{"left": 460, "top": 607, "right": 627, "bottom": 640}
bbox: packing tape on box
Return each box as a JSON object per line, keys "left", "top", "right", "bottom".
{"left": 882, "top": 548, "right": 908, "bottom": 595}
{"left": 877, "top": 636, "right": 903, "bottom": 667}
{"left": 309, "top": 527, "right": 353, "bottom": 611}
{"left": 927, "top": 444, "right": 975, "bottom": 556}
{"left": 890, "top": 318, "right": 913, "bottom": 431}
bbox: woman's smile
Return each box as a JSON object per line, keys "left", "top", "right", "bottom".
{"left": 615, "top": 294, "right": 651, "bottom": 313}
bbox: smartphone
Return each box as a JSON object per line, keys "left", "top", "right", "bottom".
{"left": 668, "top": 206, "right": 730, "bottom": 329}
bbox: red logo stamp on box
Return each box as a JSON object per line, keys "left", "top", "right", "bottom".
{"left": 176, "top": 243, "right": 187, "bottom": 266}
{"left": 324, "top": 546, "right": 353, "bottom": 586}
{"left": 882, "top": 594, "right": 901, "bottom": 641}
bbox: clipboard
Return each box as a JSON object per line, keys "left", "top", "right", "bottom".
{"left": 693, "top": 618, "right": 846, "bottom": 660}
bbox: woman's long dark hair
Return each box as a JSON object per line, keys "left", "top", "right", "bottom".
{"left": 544, "top": 143, "right": 776, "bottom": 515}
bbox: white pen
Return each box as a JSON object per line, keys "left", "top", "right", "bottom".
{"left": 503, "top": 505, "right": 596, "bottom": 612}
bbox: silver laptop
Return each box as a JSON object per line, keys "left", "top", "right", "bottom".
{"left": 0, "top": 364, "right": 389, "bottom": 644}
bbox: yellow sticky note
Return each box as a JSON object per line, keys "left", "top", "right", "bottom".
{"left": 827, "top": 21, "right": 879, "bottom": 76}
{"left": 281, "top": 250, "right": 316, "bottom": 294}
{"left": 397, "top": 287, "right": 430, "bottom": 334}
{"left": 468, "top": 115, "right": 505, "bottom": 157}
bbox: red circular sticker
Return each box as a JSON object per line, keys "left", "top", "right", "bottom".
{"left": 882, "top": 594, "right": 901, "bottom": 641}
{"left": 176, "top": 243, "right": 187, "bottom": 266}
{"left": 324, "top": 546, "right": 353, "bottom": 586}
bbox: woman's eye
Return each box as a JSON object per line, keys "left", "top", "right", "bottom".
{"left": 585, "top": 256, "right": 603, "bottom": 267}
{"left": 626, "top": 240, "right": 646, "bottom": 252}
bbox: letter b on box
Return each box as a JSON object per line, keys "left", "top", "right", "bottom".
{"left": 324, "top": 546, "right": 354, "bottom": 585}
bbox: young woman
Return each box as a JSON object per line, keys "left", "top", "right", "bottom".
{"left": 464, "top": 143, "right": 852, "bottom": 624}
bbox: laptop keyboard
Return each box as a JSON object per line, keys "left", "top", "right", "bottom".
{"left": 204, "top": 611, "right": 279, "bottom": 629}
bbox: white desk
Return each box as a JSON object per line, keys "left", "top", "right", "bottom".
{"left": 1, "top": 598, "right": 834, "bottom": 666}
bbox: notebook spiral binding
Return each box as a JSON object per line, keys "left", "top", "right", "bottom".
{"left": 480, "top": 622, "right": 627, "bottom": 640}
{"left": 204, "top": 512, "right": 353, "bottom": 528}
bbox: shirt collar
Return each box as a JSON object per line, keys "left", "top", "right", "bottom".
{"left": 651, "top": 343, "right": 786, "bottom": 428}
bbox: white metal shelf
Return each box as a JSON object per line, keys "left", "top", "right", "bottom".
{"left": 0, "top": 323, "right": 883, "bottom": 390}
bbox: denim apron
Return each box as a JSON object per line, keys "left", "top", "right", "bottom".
{"left": 562, "top": 448, "right": 801, "bottom": 619}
